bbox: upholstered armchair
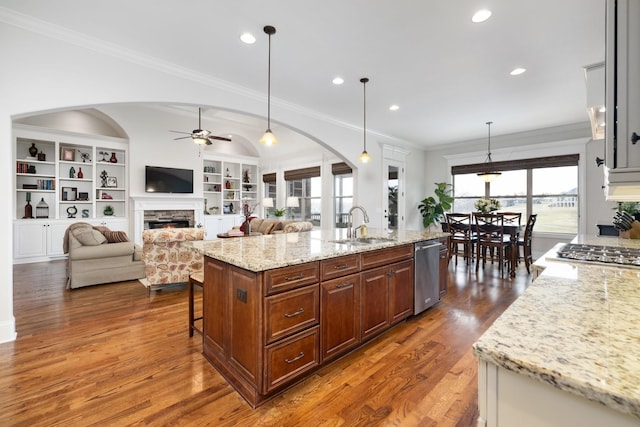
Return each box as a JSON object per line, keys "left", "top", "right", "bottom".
{"left": 64, "top": 222, "right": 146, "bottom": 289}
{"left": 140, "top": 227, "right": 205, "bottom": 291}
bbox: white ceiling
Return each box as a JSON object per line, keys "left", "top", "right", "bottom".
{"left": 1, "top": 0, "right": 605, "bottom": 147}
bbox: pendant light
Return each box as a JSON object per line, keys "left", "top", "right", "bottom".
{"left": 477, "top": 121, "right": 501, "bottom": 182}
{"left": 358, "top": 77, "right": 371, "bottom": 163}
{"left": 259, "top": 25, "right": 278, "bottom": 146}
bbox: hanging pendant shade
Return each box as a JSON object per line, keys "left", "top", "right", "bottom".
{"left": 359, "top": 77, "right": 371, "bottom": 163}
{"left": 260, "top": 25, "right": 278, "bottom": 146}
{"left": 477, "top": 121, "right": 501, "bottom": 182}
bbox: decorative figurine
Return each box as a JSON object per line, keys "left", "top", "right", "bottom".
{"left": 78, "top": 150, "right": 91, "bottom": 163}
{"left": 67, "top": 205, "right": 78, "bottom": 218}
{"left": 69, "top": 166, "right": 76, "bottom": 178}
{"left": 100, "top": 170, "right": 108, "bottom": 187}
{"left": 37, "top": 151, "right": 46, "bottom": 161}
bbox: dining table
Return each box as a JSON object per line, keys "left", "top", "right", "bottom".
{"left": 442, "top": 216, "right": 523, "bottom": 278}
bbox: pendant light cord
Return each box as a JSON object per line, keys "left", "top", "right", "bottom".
{"left": 361, "top": 77, "right": 369, "bottom": 152}
{"left": 485, "top": 121, "right": 493, "bottom": 162}
{"left": 267, "top": 31, "right": 272, "bottom": 128}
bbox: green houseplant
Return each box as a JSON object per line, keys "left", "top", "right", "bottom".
{"left": 273, "top": 208, "right": 286, "bottom": 218}
{"left": 418, "top": 182, "right": 453, "bottom": 229}
{"left": 103, "top": 205, "right": 114, "bottom": 216}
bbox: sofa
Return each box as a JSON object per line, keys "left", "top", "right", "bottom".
{"left": 240, "top": 218, "right": 314, "bottom": 235}
{"left": 140, "top": 227, "right": 205, "bottom": 291}
{"left": 64, "top": 222, "right": 146, "bottom": 289}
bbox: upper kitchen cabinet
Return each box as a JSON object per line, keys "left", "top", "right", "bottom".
{"left": 604, "top": 0, "right": 640, "bottom": 200}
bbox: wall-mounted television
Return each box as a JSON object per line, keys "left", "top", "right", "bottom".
{"left": 145, "top": 165, "right": 193, "bottom": 194}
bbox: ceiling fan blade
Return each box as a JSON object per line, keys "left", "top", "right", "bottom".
{"left": 173, "top": 136, "right": 192, "bottom": 140}
{"left": 209, "top": 135, "right": 232, "bottom": 142}
{"left": 170, "top": 130, "right": 191, "bottom": 135}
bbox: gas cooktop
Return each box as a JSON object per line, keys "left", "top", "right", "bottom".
{"left": 554, "top": 243, "right": 640, "bottom": 267}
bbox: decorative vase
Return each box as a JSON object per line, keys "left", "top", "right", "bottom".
{"left": 23, "top": 201, "right": 33, "bottom": 219}
{"left": 225, "top": 180, "right": 231, "bottom": 189}
{"left": 244, "top": 219, "right": 251, "bottom": 235}
{"left": 77, "top": 167, "right": 83, "bottom": 179}
{"left": 37, "top": 151, "right": 46, "bottom": 161}
{"left": 28, "top": 143, "right": 38, "bottom": 157}
{"left": 109, "top": 152, "right": 118, "bottom": 163}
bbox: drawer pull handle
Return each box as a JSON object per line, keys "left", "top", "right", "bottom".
{"left": 285, "top": 352, "right": 305, "bottom": 364}
{"left": 285, "top": 273, "right": 304, "bottom": 281}
{"left": 335, "top": 282, "right": 352, "bottom": 289}
{"left": 284, "top": 308, "right": 305, "bottom": 318}
{"left": 334, "top": 263, "right": 349, "bottom": 270}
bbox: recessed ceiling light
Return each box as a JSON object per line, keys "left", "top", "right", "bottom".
{"left": 240, "top": 33, "right": 256, "bottom": 44}
{"left": 472, "top": 9, "right": 492, "bottom": 23}
{"left": 389, "top": 105, "right": 399, "bottom": 111}
{"left": 510, "top": 67, "right": 527, "bottom": 76}
{"left": 332, "top": 77, "right": 344, "bottom": 85}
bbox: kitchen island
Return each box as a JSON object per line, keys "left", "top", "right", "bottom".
{"left": 190, "top": 228, "right": 448, "bottom": 407}
{"left": 473, "top": 235, "right": 640, "bottom": 426}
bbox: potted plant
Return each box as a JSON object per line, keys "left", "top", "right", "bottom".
{"left": 418, "top": 182, "right": 453, "bottom": 229}
{"left": 103, "top": 205, "right": 114, "bottom": 216}
{"left": 616, "top": 202, "right": 640, "bottom": 221}
{"left": 273, "top": 208, "right": 286, "bottom": 218}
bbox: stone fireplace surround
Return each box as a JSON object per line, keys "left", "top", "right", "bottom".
{"left": 130, "top": 196, "right": 204, "bottom": 246}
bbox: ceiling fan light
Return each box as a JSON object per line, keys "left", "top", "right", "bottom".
{"left": 359, "top": 150, "right": 371, "bottom": 163}
{"left": 260, "top": 129, "right": 278, "bottom": 146}
{"left": 192, "top": 136, "right": 209, "bottom": 145}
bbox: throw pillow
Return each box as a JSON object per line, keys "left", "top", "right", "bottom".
{"left": 93, "top": 225, "right": 111, "bottom": 235}
{"left": 102, "top": 230, "right": 130, "bottom": 243}
{"left": 75, "top": 229, "right": 107, "bottom": 246}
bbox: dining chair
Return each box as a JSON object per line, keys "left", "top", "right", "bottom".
{"left": 473, "top": 212, "right": 512, "bottom": 277}
{"left": 500, "top": 212, "right": 522, "bottom": 227}
{"left": 446, "top": 213, "right": 476, "bottom": 266}
{"left": 518, "top": 214, "right": 537, "bottom": 274}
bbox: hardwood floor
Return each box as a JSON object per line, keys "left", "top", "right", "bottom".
{"left": 2, "top": 258, "right": 532, "bottom": 426}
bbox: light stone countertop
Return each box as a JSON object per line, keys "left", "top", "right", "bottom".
{"left": 474, "top": 235, "right": 640, "bottom": 419}
{"left": 189, "top": 228, "right": 448, "bottom": 272}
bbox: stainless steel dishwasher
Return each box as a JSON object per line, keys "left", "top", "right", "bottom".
{"left": 414, "top": 240, "right": 440, "bottom": 314}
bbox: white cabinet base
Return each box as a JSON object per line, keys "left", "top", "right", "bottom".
{"left": 477, "top": 360, "right": 639, "bottom": 427}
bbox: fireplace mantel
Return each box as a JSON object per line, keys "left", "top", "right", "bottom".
{"left": 130, "top": 196, "right": 204, "bottom": 245}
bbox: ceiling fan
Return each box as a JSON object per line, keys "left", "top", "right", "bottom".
{"left": 170, "top": 107, "right": 232, "bottom": 145}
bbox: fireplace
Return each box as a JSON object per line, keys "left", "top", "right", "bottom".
{"left": 131, "top": 196, "right": 205, "bottom": 246}
{"left": 148, "top": 219, "right": 190, "bottom": 229}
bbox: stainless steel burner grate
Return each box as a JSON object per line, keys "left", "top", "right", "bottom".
{"left": 556, "top": 243, "right": 640, "bottom": 267}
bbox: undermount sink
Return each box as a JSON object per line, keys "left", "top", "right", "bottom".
{"left": 330, "top": 237, "right": 396, "bottom": 246}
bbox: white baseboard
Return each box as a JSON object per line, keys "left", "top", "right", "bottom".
{"left": 0, "top": 317, "right": 17, "bottom": 343}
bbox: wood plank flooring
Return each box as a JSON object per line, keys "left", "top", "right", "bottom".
{"left": 1, "top": 259, "right": 531, "bottom": 426}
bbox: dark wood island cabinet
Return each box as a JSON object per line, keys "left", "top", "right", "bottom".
{"left": 193, "top": 229, "right": 449, "bottom": 407}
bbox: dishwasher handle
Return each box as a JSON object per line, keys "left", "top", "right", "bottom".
{"left": 415, "top": 242, "right": 441, "bottom": 252}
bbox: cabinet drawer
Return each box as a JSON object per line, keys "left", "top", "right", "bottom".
{"left": 361, "top": 244, "right": 412, "bottom": 270}
{"left": 265, "top": 284, "right": 319, "bottom": 344}
{"left": 264, "top": 262, "right": 319, "bottom": 295}
{"left": 264, "top": 326, "right": 319, "bottom": 393}
{"left": 320, "top": 254, "right": 361, "bottom": 281}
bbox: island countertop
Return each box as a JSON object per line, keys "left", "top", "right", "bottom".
{"left": 189, "top": 228, "right": 448, "bottom": 272}
{"left": 473, "top": 235, "right": 640, "bottom": 420}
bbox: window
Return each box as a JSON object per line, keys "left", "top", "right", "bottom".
{"left": 452, "top": 155, "right": 579, "bottom": 234}
{"left": 284, "top": 166, "right": 321, "bottom": 222}
{"left": 333, "top": 162, "right": 353, "bottom": 228}
{"left": 262, "top": 172, "right": 276, "bottom": 218}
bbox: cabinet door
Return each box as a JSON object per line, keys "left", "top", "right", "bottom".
{"left": 14, "top": 221, "right": 47, "bottom": 258}
{"left": 46, "top": 222, "right": 69, "bottom": 257}
{"left": 389, "top": 260, "right": 413, "bottom": 325}
{"left": 320, "top": 273, "right": 360, "bottom": 362}
{"left": 203, "top": 257, "right": 226, "bottom": 363}
{"left": 360, "top": 266, "right": 390, "bottom": 341}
